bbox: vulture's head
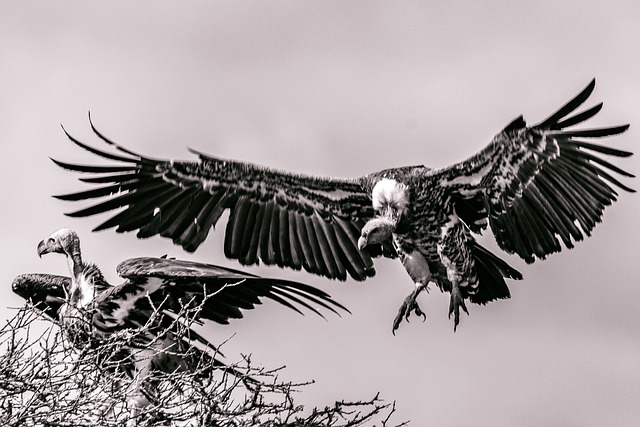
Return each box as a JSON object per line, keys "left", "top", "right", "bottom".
{"left": 358, "top": 217, "right": 395, "bottom": 251}
{"left": 359, "top": 178, "right": 408, "bottom": 251}
{"left": 37, "top": 228, "right": 81, "bottom": 259}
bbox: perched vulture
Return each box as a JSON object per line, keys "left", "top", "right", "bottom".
{"left": 15, "top": 228, "right": 346, "bottom": 410}
{"left": 52, "top": 80, "right": 634, "bottom": 331}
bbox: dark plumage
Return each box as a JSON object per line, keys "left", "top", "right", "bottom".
{"left": 12, "top": 273, "right": 69, "bottom": 321}
{"left": 52, "top": 80, "right": 634, "bottom": 331}
{"left": 22, "top": 228, "right": 347, "bottom": 410}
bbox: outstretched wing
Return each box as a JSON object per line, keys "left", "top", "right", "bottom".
{"left": 12, "top": 273, "right": 70, "bottom": 320}
{"left": 93, "top": 257, "right": 349, "bottom": 332}
{"left": 434, "top": 79, "right": 634, "bottom": 263}
{"left": 52, "top": 123, "right": 381, "bottom": 281}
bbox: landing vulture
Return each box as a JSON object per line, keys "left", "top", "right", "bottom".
{"left": 52, "top": 80, "right": 634, "bottom": 331}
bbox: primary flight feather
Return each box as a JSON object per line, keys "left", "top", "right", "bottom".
{"left": 52, "top": 80, "right": 634, "bottom": 331}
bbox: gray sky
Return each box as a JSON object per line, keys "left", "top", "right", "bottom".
{"left": 1, "top": 1, "right": 639, "bottom": 425}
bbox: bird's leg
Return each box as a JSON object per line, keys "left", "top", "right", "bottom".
{"left": 393, "top": 247, "right": 432, "bottom": 334}
{"left": 439, "top": 218, "right": 471, "bottom": 331}
{"left": 392, "top": 282, "right": 429, "bottom": 334}
{"left": 448, "top": 279, "right": 469, "bottom": 331}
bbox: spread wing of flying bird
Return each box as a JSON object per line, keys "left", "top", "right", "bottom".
{"left": 24, "top": 228, "right": 347, "bottom": 410}
{"left": 52, "top": 80, "right": 634, "bottom": 331}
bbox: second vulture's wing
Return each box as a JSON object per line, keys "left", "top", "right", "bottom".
{"left": 12, "top": 273, "right": 70, "bottom": 321}
{"left": 431, "top": 79, "right": 634, "bottom": 263}
{"left": 53, "top": 125, "right": 388, "bottom": 281}
{"left": 92, "top": 257, "right": 350, "bottom": 333}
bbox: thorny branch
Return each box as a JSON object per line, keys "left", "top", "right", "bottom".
{"left": 0, "top": 303, "right": 409, "bottom": 426}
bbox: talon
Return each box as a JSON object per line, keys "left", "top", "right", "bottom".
{"left": 392, "top": 286, "right": 428, "bottom": 334}
{"left": 448, "top": 287, "right": 468, "bottom": 331}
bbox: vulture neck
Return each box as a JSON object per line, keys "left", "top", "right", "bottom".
{"left": 65, "top": 242, "right": 84, "bottom": 280}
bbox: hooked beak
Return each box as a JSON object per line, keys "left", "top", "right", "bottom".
{"left": 357, "top": 236, "right": 368, "bottom": 251}
{"left": 37, "top": 239, "right": 55, "bottom": 258}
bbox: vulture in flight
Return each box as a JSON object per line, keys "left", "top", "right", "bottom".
{"left": 14, "top": 228, "right": 346, "bottom": 410}
{"left": 52, "top": 80, "right": 634, "bottom": 331}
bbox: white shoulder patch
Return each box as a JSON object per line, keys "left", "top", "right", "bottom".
{"left": 372, "top": 178, "right": 409, "bottom": 214}
{"left": 109, "top": 277, "right": 165, "bottom": 324}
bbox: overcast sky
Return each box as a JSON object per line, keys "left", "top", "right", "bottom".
{"left": 1, "top": 1, "right": 639, "bottom": 425}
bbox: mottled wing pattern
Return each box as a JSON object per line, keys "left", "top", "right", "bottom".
{"left": 12, "top": 273, "right": 70, "bottom": 320}
{"left": 12, "top": 271, "right": 232, "bottom": 380}
{"left": 93, "top": 257, "right": 349, "bottom": 331}
{"left": 53, "top": 123, "right": 379, "bottom": 281}
{"left": 434, "top": 80, "right": 634, "bottom": 263}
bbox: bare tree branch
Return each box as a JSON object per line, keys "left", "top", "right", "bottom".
{"left": 0, "top": 305, "right": 409, "bottom": 426}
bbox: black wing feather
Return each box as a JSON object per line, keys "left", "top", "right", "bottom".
{"left": 114, "top": 257, "right": 349, "bottom": 324}
{"left": 53, "top": 121, "right": 383, "bottom": 281}
{"left": 436, "top": 79, "right": 633, "bottom": 263}
{"left": 12, "top": 273, "right": 70, "bottom": 321}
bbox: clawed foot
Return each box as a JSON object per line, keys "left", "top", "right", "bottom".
{"left": 392, "top": 286, "right": 427, "bottom": 334}
{"left": 448, "top": 286, "right": 469, "bottom": 331}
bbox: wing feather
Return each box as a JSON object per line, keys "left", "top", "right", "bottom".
{"left": 179, "top": 191, "right": 229, "bottom": 251}
{"left": 543, "top": 167, "right": 596, "bottom": 231}
{"left": 258, "top": 200, "right": 276, "bottom": 265}
{"left": 51, "top": 158, "right": 137, "bottom": 174}
{"left": 535, "top": 79, "right": 596, "bottom": 128}
{"left": 243, "top": 202, "right": 265, "bottom": 266}
{"left": 139, "top": 189, "right": 200, "bottom": 238}
{"left": 310, "top": 213, "right": 338, "bottom": 279}
{"left": 269, "top": 203, "right": 284, "bottom": 267}
{"left": 303, "top": 214, "right": 328, "bottom": 277}
{"left": 535, "top": 174, "right": 584, "bottom": 242}
{"left": 163, "top": 191, "right": 213, "bottom": 241}
{"left": 293, "top": 212, "right": 317, "bottom": 274}
{"left": 521, "top": 191, "right": 562, "bottom": 251}
{"left": 225, "top": 195, "right": 252, "bottom": 258}
{"left": 12, "top": 273, "right": 69, "bottom": 320}
{"left": 54, "top": 124, "right": 377, "bottom": 281}
{"left": 553, "top": 103, "right": 602, "bottom": 128}
{"left": 435, "top": 79, "right": 633, "bottom": 262}
{"left": 287, "top": 211, "right": 304, "bottom": 271}
{"left": 317, "top": 216, "right": 348, "bottom": 281}
{"left": 335, "top": 216, "right": 376, "bottom": 278}
{"left": 114, "top": 257, "right": 348, "bottom": 323}
{"left": 525, "top": 184, "right": 573, "bottom": 248}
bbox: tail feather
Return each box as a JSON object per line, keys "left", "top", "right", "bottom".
{"left": 469, "top": 242, "right": 522, "bottom": 305}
